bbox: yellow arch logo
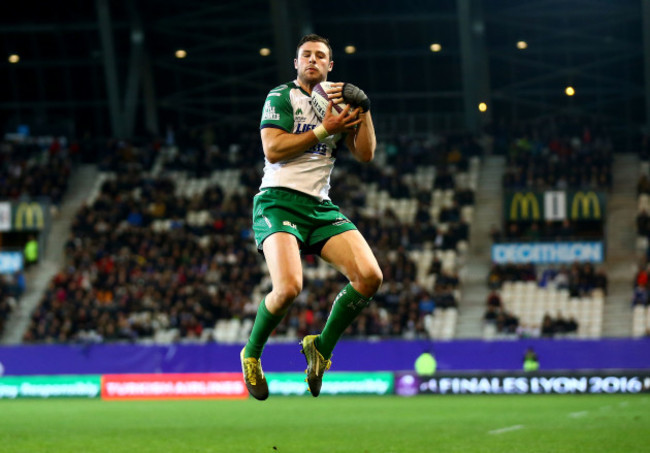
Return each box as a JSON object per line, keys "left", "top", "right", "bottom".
{"left": 571, "top": 191, "right": 601, "bottom": 219}
{"left": 15, "top": 202, "right": 45, "bottom": 230}
{"left": 510, "top": 192, "right": 540, "bottom": 220}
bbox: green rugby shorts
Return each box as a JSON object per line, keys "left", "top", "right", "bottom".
{"left": 252, "top": 187, "right": 357, "bottom": 255}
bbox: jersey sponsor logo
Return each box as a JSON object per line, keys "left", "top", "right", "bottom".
{"left": 282, "top": 220, "right": 297, "bottom": 229}
{"left": 295, "top": 123, "right": 331, "bottom": 156}
{"left": 307, "top": 142, "right": 329, "bottom": 156}
{"left": 294, "top": 108, "right": 306, "bottom": 122}
{"left": 295, "top": 123, "right": 316, "bottom": 134}
{"left": 262, "top": 101, "right": 280, "bottom": 121}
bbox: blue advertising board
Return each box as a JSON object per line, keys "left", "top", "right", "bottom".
{"left": 0, "top": 252, "right": 23, "bottom": 274}
{"left": 492, "top": 241, "right": 604, "bottom": 264}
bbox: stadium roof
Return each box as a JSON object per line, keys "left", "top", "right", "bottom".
{"left": 1, "top": 0, "right": 646, "bottom": 146}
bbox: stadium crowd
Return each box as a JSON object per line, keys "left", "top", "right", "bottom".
{"left": 23, "top": 131, "right": 476, "bottom": 343}
{"left": 0, "top": 274, "right": 25, "bottom": 338}
{"left": 632, "top": 135, "right": 650, "bottom": 336}
{"left": 0, "top": 138, "right": 73, "bottom": 205}
{"left": 484, "top": 261, "right": 606, "bottom": 338}
{"left": 0, "top": 136, "right": 78, "bottom": 338}
{"left": 497, "top": 116, "right": 613, "bottom": 191}
{"left": 487, "top": 262, "right": 607, "bottom": 296}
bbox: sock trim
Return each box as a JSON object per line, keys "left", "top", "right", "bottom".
{"left": 334, "top": 283, "right": 372, "bottom": 311}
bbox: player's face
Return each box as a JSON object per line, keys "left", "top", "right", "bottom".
{"left": 294, "top": 41, "right": 333, "bottom": 87}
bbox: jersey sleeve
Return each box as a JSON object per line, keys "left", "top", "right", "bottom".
{"left": 260, "top": 84, "right": 294, "bottom": 132}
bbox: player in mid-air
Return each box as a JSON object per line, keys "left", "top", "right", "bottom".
{"left": 240, "top": 33, "right": 382, "bottom": 400}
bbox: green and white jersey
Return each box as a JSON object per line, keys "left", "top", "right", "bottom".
{"left": 259, "top": 80, "right": 343, "bottom": 201}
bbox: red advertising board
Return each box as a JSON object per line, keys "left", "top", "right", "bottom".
{"left": 101, "top": 373, "right": 248, "bottom": 400}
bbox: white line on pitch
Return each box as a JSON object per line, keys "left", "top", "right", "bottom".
{"left": 488, "top": 425, "right": 524, "bottom": 435}
{"left": 568, "top": 411, "right": 589, "bottom": 418}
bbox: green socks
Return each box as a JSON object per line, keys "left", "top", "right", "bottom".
{"left": 315, "top": 283, "right": 371, "bottom": 359}
{"left": 244, "top": 299, "right": 285, "bottom": 359}
{"left": 244, "top": 285, "right": 371, "bottom": 360}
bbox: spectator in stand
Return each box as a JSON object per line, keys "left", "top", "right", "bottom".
{"left": 635, "top": 264, "right": 649, "bottom": 288}
{"left": 0, "top": 277, "right": 20, "bottom": 338}
{"left": 489, "top": 224, "right": 503, "bottom": 242}
{"left": 554, "top": 311, "right": 569, "bottom": 334}
{"left": 524, "top": 222, "right": 542, "bottom": 241}
{"left": 632, "top": 285, "right": 648, "bottom": 306}
{"left": 541, "top": 314, "right": 556, "bottom": 337}
{"left": 557, "top": 219, "right": 575, "bottom": 240}
{"left": 428, "top": 256, "right": 442, "bottom": 276}
{"left": 637, "top": 175, "right": 650, "bottom": 196}
{"left": 486, "top": 290, "right": 502, "bottom": 309}
{"left": 553, "top": 265, "right": 570, "bottom": 290}
{"left": 433, "top": 166, "right": 455, "bottom": 190}
{"left": 487, "top": 264, "right": 503, "bottom": 289}
{"left": 504, "top": 223, "right": 520, "bottom": 241}
{"left": 542, "top": 220, "right": 558, "bottom": 239}
{"left": 565, "top": 316, "right": 578, "bottom": 333}
{"left": 454, "top": 187, "right": 475, "bottom": 207}
{"left": 539, "top": 312, "right": 579, "bottom": 338}
{"left": 594, "top": 267, "right": 608, "bottom": 293}
{"left": 439, "top": 201, "right": 461, "bottom": 223}
{"left": 538, "top": 266, "right": 558, "bottom": 288}
{"left": 496, "top": 310, "right": 519, "bottom": 334}
{"left": 484, "top": 305, "right": 499, "bottom": 323}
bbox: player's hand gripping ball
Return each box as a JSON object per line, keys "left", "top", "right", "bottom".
{"left": 310, "top": 81, "right": 349, "bottom": 121}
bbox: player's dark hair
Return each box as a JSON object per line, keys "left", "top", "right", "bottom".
{"left": 296, "top": 34, "right": 333, "bottom": 61}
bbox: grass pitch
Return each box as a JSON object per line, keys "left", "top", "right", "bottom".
{"left": 0, "top": 394, "right": 648, "bottom": 452}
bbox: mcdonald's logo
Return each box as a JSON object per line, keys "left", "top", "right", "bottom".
{"left": 14, "top": 202, "right": 45, "bottom": 230}
{"left": 510, "top": 192, "right": 540, "bottom": 220}
{"left": 571, "top": 191, "right": 601, "bottom": 220}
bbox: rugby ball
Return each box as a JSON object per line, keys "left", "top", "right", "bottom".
{"left": 311, "top": 81, "right": 348, "bottom": 121}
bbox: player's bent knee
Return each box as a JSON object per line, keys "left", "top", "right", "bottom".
{"left": 368, "top": 269, "right": 383, "bottom": 294}
{"left": 356, "top": 268, "right": 383, "bottom": 297}
{"left": 273, "top": 280, "right": 303, "bottom": 305}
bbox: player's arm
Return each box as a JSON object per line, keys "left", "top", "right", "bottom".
{"left": 261, "top": 102, "right": 362, "bottom": 164}
{"left": 326, "top": 82, "right": 376, "bottom": 163}
{"left": 345, "top": 111, "right": 376, "bottom": 163}
{"left": 261, "top": 127, "right": 321, "bottom": 164}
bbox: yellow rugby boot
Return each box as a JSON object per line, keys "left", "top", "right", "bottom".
{"left": 300, "top": 335, "right": 332, "bottom": 397}
{"left": 240, "top": 347, "right": 269, "bottom": 401}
